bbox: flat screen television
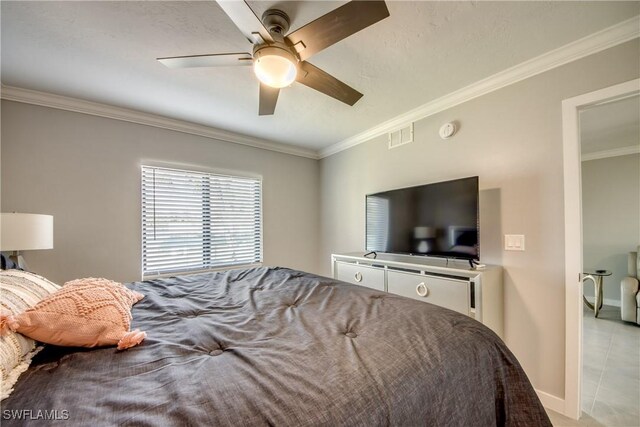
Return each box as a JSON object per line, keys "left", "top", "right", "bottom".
{"left": 365, "top": 176, "right": 479, "bottom": 261}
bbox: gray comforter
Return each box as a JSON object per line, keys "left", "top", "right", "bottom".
{"left": 3, "top": 267, "right": 550, "bottom": 426}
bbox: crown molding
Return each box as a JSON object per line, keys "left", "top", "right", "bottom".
{"left": 319, "top": 15, "right": 640, "bottom": 159}
{"left": 0, "top": 85, "right": 319, "bottom": 160}
{"left": 2, "top": 15, "right": 637, "bottom": 161}
{"left": 581, "top": 145, "right": 640, "bottom": 161}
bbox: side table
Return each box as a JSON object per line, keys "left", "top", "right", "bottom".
{"left": 582, "top": 269, "right": 612, "bottom": 318}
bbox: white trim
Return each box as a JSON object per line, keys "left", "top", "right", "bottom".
{"left": 562, "top": 78, "right": 640, "bottom": 420}
{"left": 319, "top": 15, "right": 640, "bottom": 159}
{"left": 562, "top": 94, "right": 583, "bottom": 421}
{"left": 1, "top": 16, "right": 637, "bottom": 161}
{"left": 583, "top": 296, "right": 622, "bottom": 308}
{"left": 0, "top": 85, "right": 319, "bottom": 160}
{"left": 581, "top": 145, "right": 640, "bottom": 161}
{"left": 536, "top": 389, "right": 565, "bottom": 415}
{"left": 139, "top": 160, "right": 263, "bottom": 181}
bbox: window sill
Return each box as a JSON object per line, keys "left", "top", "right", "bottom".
{"left": 142, "top": 262, "right": 263, "bottom": 281}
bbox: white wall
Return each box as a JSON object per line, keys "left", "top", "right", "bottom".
{"left": 319, "top": 40, "right": 640, "bottom": 399}
{"left": 1, "top": 101, "right": 320, "bottom": 284}
{"left": 582, "top": 153, "right": 640, "bottom": 304}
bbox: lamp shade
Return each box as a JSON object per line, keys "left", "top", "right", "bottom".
{"left": 1, "top": 213, "right": 54, "bottom": 251}
{"left": 414, "top": 226, "right": 436, "bottom": 239}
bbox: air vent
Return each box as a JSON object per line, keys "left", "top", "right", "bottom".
{"left": 388, "top": 123, "right": 414, "bottom": 149}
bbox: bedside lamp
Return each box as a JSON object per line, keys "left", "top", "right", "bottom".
{"left": 0, "top": 213, "right": 54, "bottom": 270}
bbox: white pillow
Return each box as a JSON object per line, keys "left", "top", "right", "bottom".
{"left": 0, "top": 270, "right": 60, "bottom": 399}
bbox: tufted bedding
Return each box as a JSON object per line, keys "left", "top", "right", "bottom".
{"left": 3, "top": 267, "right": 550, "bottom": 426}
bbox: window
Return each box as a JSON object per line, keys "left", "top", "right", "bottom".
{"left": 141, "top": 166, "right": 262, "bottom": 277}
{"left": 366, "top": 196, "right": 389, "bottom": 251}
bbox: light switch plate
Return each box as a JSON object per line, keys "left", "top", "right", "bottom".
{"left": 505, "top": 234, "right": 525, "bottom": 251}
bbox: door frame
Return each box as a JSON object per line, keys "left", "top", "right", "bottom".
{"left": 562, "top": 78, "right": 639, "bottom": 419}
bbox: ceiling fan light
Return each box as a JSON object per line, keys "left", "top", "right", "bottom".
{"left": 253, "top": 47, "right": 297, "bottom": 88}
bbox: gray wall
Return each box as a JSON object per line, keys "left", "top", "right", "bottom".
{"left": 319, "top": 40, "right": 640, "bottom": 398}
{"left": 2, "top": 38, "right": 638, "bottom": 405}
{"left": 582, "top": 153, "right": 640, "bottom": 303}
{"left": 1, "top": 101, "right": 320, "bottom": 284}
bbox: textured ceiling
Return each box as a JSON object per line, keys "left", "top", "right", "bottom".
{"left": 580, "top": 95, "right": 640, "bottom": 155}
{"left": 2, "top": 1, "right": 639, "bottom": 150}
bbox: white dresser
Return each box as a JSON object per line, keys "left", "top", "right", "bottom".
{"left": 332, "top": 252, "right": 503, "bottom": 338}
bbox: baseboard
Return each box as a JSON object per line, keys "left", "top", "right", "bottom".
{"left": 583, "top": 296, "right": 621, "bottom": 308}
{"left": 536, "top": 389, "right": 565, "bottom": 414}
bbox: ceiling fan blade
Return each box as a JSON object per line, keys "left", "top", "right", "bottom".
{"left": 286, "top": 1, "right": 389, "bottom": 61}
{"left": 296, "top": 62, "right": 363, "bottom": 106}
{"left": 216, "top": 0, "right": 274, "bottom": 45}
{"left": 157, "top": 53, "right": 253, "bottom": 69}
{"left": 259, "top": 83, "right": 280, "bottom": 116}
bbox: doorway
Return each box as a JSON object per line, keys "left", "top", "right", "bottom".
{"left": 562, "top": 79, "right": 640, "bottom": 419}
{"left": 580, "top": 94, "right": 639, "bottom": 425}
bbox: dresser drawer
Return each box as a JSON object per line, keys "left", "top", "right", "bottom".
{"left": 387, "top": 270, "right": 469, "bottom": 315}
{"left": 335, "top": 262, "right": 385, "bottom": 291}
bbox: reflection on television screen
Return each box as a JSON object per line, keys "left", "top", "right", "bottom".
{"left": 366, "top": 177, "right": 479, "bottom": 261}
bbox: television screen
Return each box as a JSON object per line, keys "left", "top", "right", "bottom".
{"left": 365, "top": 176, "right": 479, "bottom": 260}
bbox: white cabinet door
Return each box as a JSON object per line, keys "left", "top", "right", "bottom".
{"left": 335, "top": 262, "right": 385, "bottom": 291}
{"left": 387, "top": 270, "right": 469, "bottom": 315}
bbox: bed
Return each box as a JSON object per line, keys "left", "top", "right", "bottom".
{"left": 3, "top": 267, "right": 551, "bottom": 426}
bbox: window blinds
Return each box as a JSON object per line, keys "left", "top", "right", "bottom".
{"left": 141, "top": 166, "right": 262, "bottom": 277}
{"left": 366, "top": 196, "right": 389, "bottom": 251}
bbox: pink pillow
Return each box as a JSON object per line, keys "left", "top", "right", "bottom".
{"left": 0, "top": 278, "right": 145, "bottom": 350}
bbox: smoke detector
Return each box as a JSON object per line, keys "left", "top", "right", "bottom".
{"left": 439, "top": 122, "right": 457, "bottom": 139}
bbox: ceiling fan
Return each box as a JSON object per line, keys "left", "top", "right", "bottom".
{"left": 157, "top": 0, "right": 390, "bottom": 115}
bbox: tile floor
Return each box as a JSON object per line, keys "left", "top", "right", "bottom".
{"left": 546, "top": 305, "right": 640, "bottom": 427}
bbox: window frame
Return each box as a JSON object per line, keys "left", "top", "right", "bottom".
{"left": 140, "top": 164, "right": 263, "bottom": 279}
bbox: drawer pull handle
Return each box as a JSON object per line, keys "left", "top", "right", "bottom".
{"left": 416, "top": 282, "right": 429, "bottom": 297}
{"left": 354, "top": 272, "right": 363, "bottom": 282}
